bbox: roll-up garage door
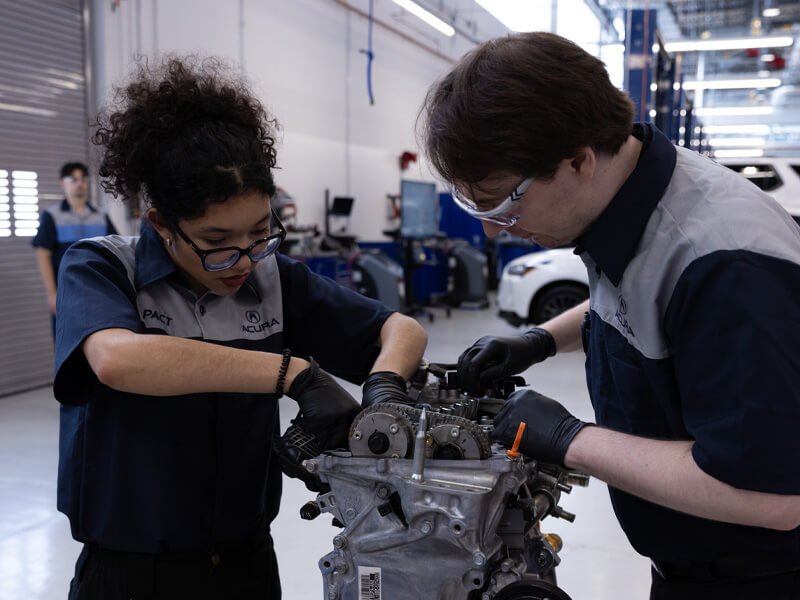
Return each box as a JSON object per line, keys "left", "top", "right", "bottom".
{"left": 0, "top": 0, "right": 88, "bottom": 396}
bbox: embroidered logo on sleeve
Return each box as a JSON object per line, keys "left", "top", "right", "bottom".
{"left": 614, "top": 295, "right": 635, "bottom": 337}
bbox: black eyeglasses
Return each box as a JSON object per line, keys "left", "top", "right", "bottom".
{"left": 174, "top": 208, "right": 287, "bottom": 272}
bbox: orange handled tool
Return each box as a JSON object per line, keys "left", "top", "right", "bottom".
{"left": 506, "top": 422, "right": 526, "bottom": 458}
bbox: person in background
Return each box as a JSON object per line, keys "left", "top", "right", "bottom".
{"left": 420, "top": 31, "right": 800, "bottom": 600}
{"left": 55, "top": 57, "right": 426, "bottom": 599}
{"left": 32, "top": 162, "right": 117, "bottom": 336}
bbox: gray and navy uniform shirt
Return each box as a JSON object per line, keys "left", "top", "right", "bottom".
{"left": 31, "top": 198, "right": 117, "bottom": 278}
{"left": 576, "top": 123, "right": 800, "bottom": 563}
{"left": 53, "top": 222, "right": 393, "bottom": 553}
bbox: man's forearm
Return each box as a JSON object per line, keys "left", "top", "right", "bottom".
{"left": 35, "top": 248, "right": 57, "bottom": 297}
{"left": 540, "top": 298, "right": 588, "bottom": 353}
{"left": 370, "top": 312, "right": 428, "bottom": 380}
{"left": 83, "top": 328, "right": 309, "bottom": 396}
{"left": 565, "top": 425, "right": 800, "bottom": 531}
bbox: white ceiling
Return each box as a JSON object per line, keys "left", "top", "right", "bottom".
{"left": 388, "top": 0, "right": 800, "bottom": 155}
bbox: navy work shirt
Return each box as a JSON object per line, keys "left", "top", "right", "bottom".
{"left": 576, "top": 124, "right": 800, "bottom": 562}
{"left": 31, "top": 199, "right": 117, "bottom": 277}
{"left": 54, "top": 223, "right": 393, "bottom": 553}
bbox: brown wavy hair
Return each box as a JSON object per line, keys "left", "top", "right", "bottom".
{"left": 419, "top": 32, "right": 635, "bottom": 185}
{"left": 93, "top": 55, "right": 279, "bottom": 228}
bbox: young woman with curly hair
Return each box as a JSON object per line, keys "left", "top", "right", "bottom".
{"left": 55, "top": 56, "right": 427, "bottom": 599}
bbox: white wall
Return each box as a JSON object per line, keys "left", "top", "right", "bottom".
{"left": 91, "top": 0, "right": 464, "bottom": 239}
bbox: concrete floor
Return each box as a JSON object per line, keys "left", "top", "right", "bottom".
{"left": 0, "top": 306, "right": 651, "bottom": 599}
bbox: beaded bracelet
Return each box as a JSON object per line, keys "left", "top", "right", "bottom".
{"left": 275, "top": 348, "right": 292, "bottom": 396}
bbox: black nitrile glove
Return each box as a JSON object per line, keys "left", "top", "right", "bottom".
{"left": 457, "top": 327, "right": 556, "bottom": 395}
{"left": 492, "top": 389, "right": 589, "bottom": 467}
{"left": 361, "top": 371, "right": 408, "bottom": 407}
{"left": 287, "top": 358, "right": 360, "bottom": 450}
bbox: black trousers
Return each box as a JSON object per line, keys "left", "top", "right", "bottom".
{"left": 67, "top": 533, "right": 281, "bottom": 600}
{"left": 650, "top": 565, "right": 800, "bottom": 599}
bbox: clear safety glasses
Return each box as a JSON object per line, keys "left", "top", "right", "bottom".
{"left": 450, "top": 176, "right": 534, "bottom": 226}
{"left": 175, "top": 208, "right": 287, "bottom": 272}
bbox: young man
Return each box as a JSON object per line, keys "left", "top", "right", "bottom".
{"left": 420, "top": 32, "right": 800, "bottom": 599}
{"left": 31, "top": 162, "right": 117, "bottom": 335}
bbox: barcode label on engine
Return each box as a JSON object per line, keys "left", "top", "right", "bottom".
{"left": 358, "top": 566, "right": 382, "bottom": 600}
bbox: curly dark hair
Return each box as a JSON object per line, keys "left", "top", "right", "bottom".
{"left": 93, "top": 56, "right": 279, "bottom": 228}
{"left": 419, "top": 32, "right": 635, "bottom": 185}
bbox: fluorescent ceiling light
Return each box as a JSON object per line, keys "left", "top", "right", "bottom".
{"left": 694, "top": 106, "right": 774, "bottom": 117}
{"left": 702, "top": 124, "right": 771, "bottom": 135}
{"left": 391, "top": 0, "right": 454, "bottom": 37}
{"left": 475, "top": 0, "right": 551, "bottom": 32}
{"left": 713, "top": 149, "right": 765, "bottom": 158}
{"left": 664, "top": 36, "right": 793, "bottom": 53}
{"left": 708, "top": 137, "right": 766, "bottom": 147}
{"left": 762, "top": 8, "right": 781, "bottom": 18}
{"left": 683, "top": 78, "right": 781, "bottom": 90}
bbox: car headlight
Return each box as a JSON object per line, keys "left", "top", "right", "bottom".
{"left": 507, "top": 264, "right": 537, "bottom": 276}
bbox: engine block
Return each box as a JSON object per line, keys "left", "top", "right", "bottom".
{"left": 287, "top": 362, "right": 588, "bottom": 600}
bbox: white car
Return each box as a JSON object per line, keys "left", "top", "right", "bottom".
{"left": 497, "top": 247, "right": 588, "bottom": 326}
{"left": 716, "top": 156, "right": 800, "bottom": 222}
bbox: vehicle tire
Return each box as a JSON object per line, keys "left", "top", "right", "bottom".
{"left": 530, "top": 283, "right": 588, "bottom": 325}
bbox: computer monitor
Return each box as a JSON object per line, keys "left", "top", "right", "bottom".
{"left": 400, "top": 180, "right": 438, "bottom": 239}
{"left": 327, "top": 196, "right": 355, "bottom": 235}
{"left": 330, "top": 196, "right": 354, "bottom": 216}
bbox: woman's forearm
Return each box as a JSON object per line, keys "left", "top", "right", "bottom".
{"left": 83, "top": 327, "right": 309, "bottom": 396}
{"left": 370, "top": 313, "right": 428, "bottom": 380}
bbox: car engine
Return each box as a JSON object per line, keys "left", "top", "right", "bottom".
{"left": 279, "top": 361, "right": 589, "bottom": 600}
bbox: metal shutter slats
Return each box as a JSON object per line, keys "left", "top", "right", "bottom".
{"left": 0, "top": 0, "right": 88, "bottom": 396}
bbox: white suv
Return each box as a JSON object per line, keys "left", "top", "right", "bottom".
{"left": 497, "top": 247, "right": 588, "bottom": 326}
